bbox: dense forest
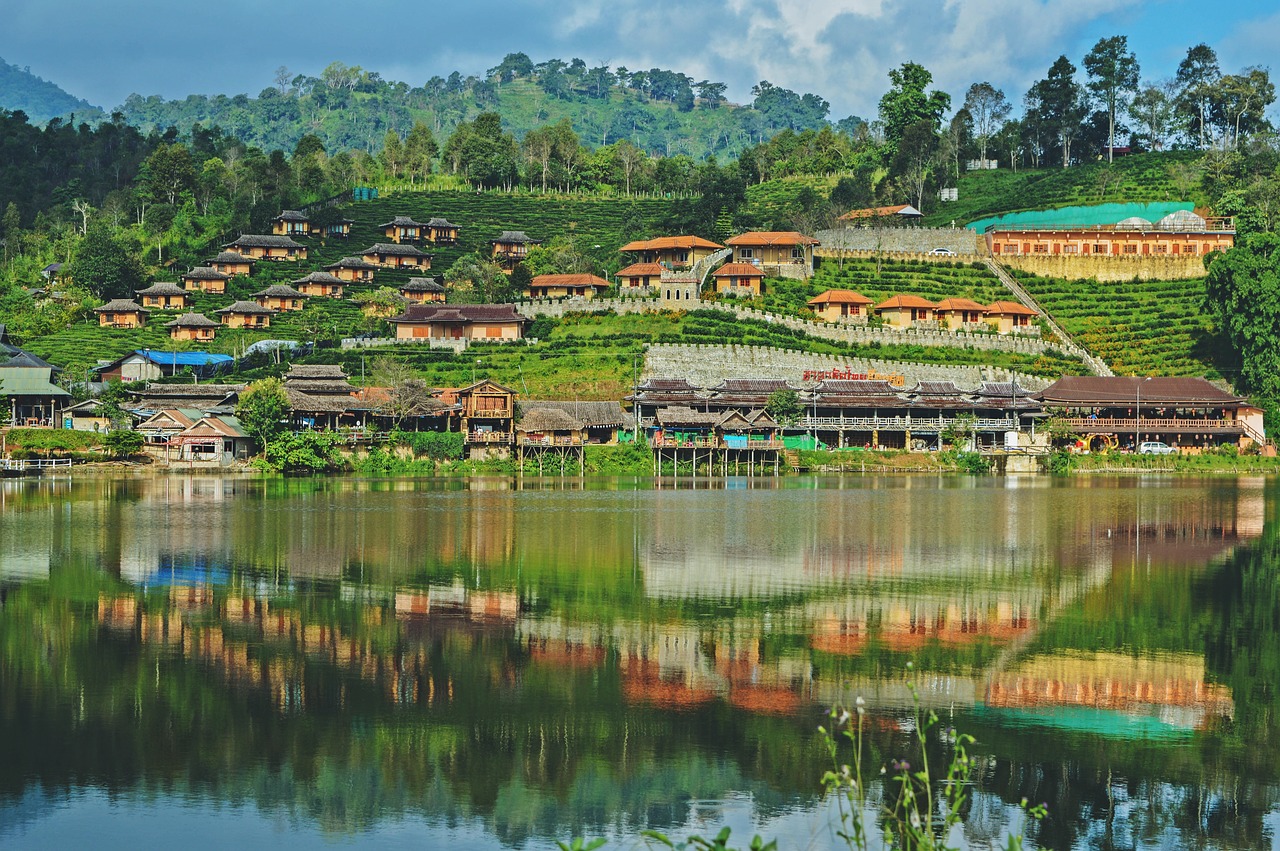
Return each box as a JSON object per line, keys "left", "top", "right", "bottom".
{"left": 0, "top": 58, "right": 102, "bottom": 125}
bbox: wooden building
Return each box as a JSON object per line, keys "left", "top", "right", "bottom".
{"left": 986, "top": 301, "right": 1039, "bottom": 334}
{"left": 711, "top": 263, "right": 765, "bottom": 296}
{"left": 252, "top": 285, "right": 308, "bottom": 312}
{"left": 93, "top": 351, "right": 234, "bottom": 383}
{"left": 807, "top": 289, "right": 872, "bottom": 322}
{"left": 399, "top": 277, "right": 446, "bottom": 303}
{"left": 222, "top": 234, "right": 308, "bottom": 261}
{"left": 984, "top": 211, "right": 1235, "bottom": 257}
{"left": 615, "top": 262, "right": 663, "bottom": 291}
{"left": 874, "top": 295, "right": 937, "bottom": 328}
{"left": 458, "top": 380, "right": 517, "bottom": 455}
{"left": 205, "top": 250, "right": 256, "bottom": 277}
{"left": 134, "top": 408, "right": 200, "bottom": 445}
{"left": 165, "top": 312, "right": 220, "bottom": 342}
{"left": 619, "top": 235, "right": 723, "bottom": 269}
{"left": 490, "top": 231, "right": 542, "bottom": 269}
{"left": 324, "top": 256, "right": 380, "bottom": 282}
{"left": 216, "top": 301, "right": 278, "bottom": 329}
{"left": 135, "top": 282, "right": 190, "bottom": 310}
{"left": 360, "top": 242, "right": 433, "bottom": 269}
{"left": 380, "top": 216, "right": 429, "bottom": 243}
{"left": 518, "top": 400, "right": 632, "bottom": 445}
{"left": 290, "top": 272, "right": 344, "bottom": 298}
{"left": 310, "top": 216, "right": 353, "bottom": 239}
{"left": 933, "top": 298, "right": 989, "bottom": 331}
{"left": 725, "top": 231, "right": 818, "bottom": 273}
{"left": 426, "top": 217, "right": 460, "bottom": 244}
{"left": 271, "top": 210, "right": 310, "bottom": 236}
{"left": 527, "top": 273, "right": 611, "bottom": 299}
{"left": 388, "top": 303, "right": 528, "bottom": 341}
{"left": 94, "top": 299, "right": 149, "bottom": 328}
{"left": 181, "top": 266, "right": 231, "bottom": 293}
{"left": 283, "top": 364, "right": 367, "bottom": 430}
{"left": 0, "top": 326, "right": 70, "bottom": 427}
{"left": 62, "top": 398, "right": 114, "bottom": 432}
{"left": 170, "top": 415, "right": 253, "bottom": 464}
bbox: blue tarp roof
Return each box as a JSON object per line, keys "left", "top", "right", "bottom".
{"left": 966, "top": 202, "right": 1195, "bottom": 233}
{"left": 135, "top": 350, "right": 234, "bottom": 366}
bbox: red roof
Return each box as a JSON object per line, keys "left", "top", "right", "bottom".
{"left": 712, "top": 263, "right": 765, "bottom": 278}
{"left": 808, "top": 289, "right": 872, "bottom": 305}
{"left": 875, "top": 295, "right": 936, "bottom": 310}
{"left": 987, "top": 300, "right": 1038, "bottom": 316}
{"left": 530, "top": 273, "right": 610, "bottom": 288}
{"left": 934, "top": 298, "right": 989, "bottom": 312}
{"left": 620, "top": 235, "right": 723, "bottom": 252}
{"left": 726, "top": 231, "right": 819, "bottom": 247}
{"left": 616, "top": 262, "right": 665, "bottom": 277}
{"left": 389, "top": 304, "right": 528, "bottom": 324}
{"left": 840, "top": 204, "right": 922, "bottom": 220}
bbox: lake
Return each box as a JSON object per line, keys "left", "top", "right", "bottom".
{"left": 1, "top": 474, "right": 1277, "bottom": 849}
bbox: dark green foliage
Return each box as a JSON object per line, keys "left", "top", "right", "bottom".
{"left": 0, "top": 58, "right": 102, "bottom": 124}
{"left": 235, "top": 378, "right": 290, "bottom": 446}
{"left": 1204, "top": 233, "right": 1280, "bottom": 405}
{"left": 101, "top": 429, "right": 145, "bottom": 458}
{"left": 394, "top": 430, "right": 464, "bottom": 460}
{"left": 66, "top": 226, "right": 147, "bottom": 300}
{"left": 765, "top": 389, "right": 802, "bottom": 425}
{"left": 261, "top": 430, "right": 343, "bottom": 472}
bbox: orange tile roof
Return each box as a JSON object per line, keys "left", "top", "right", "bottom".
{"left": 530, "top": 273, "right": 610, "bottom": 287}
{"left": 726, "top": 231, "right": 819, "bottom": 247}
{"left": 620, "top": 235, "right": 724, "bottom": 251}
{"left": 934, "top": 298, "right": 989, "bottom": 312}
{"left": 840, "top": 204, "right": 921, "bottom": 220}
{"left": 616, "top": 262, "right": 665, "bottom": 277}
{"left": 875, "top": 295, "right": 936, "bottom": 309}
{"left": 807, "top": 289, "right": 873, "bottom": 305}
{"left": 712, "top": 263, "right": 765, "bottom": 278}
{"left": 987, "top": 300, "right": 1038, "bottom": 315}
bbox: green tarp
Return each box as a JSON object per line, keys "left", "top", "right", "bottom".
{"left": 967, "top": 202, "right": 1194, "bottom": 233}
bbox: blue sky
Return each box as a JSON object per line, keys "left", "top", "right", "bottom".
{"left": 5, "top": 0, "right": 1278, "bottom": 121}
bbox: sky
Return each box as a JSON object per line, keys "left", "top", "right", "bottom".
{"left": 4, "top": 0, "right": 1279, "bottom": 121}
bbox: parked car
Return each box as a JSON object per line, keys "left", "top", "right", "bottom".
{"left": 928, "top": 247, "right": 956, "bottom": 256}
{"left": 1138, "top": 441, "right": 1176, "bottom": 455}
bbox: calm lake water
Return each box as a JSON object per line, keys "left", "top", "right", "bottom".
{"left": 1, "top": 474, "right": 1278, "bottom": 850}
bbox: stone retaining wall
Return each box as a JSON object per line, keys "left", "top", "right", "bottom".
{"left": 996, "top": 253, "right": 1207, "bottom": 282}
{"left": 815, "top": 226, "right": 983, "bottom": 255}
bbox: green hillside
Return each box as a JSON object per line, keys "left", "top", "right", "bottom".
{"left": 759, "top": 257, "right": 1009, "bottom": 317}
{"left": 0, "top": 58, "right": 103, "bottom": 124}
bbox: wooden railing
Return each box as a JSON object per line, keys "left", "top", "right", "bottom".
{"left": 797, "top": 416, "right": 1018, "bottom": 432}
{"left": 651, "top": 437, "right": 785, "bottom": 450}
{"left": 1062, "top": 417, "right": 1245, "bottom": 433}
{"left": 466, "top": 431, "right": 513, "bottom": 445}
{"left": 519, "top": 436, "right": 584, "bottom": 446}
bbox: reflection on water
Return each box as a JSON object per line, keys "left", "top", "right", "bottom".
{"left": 1, "top": 474, "right": 1278, "bottom": 849}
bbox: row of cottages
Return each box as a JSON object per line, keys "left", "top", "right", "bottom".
{"left": 223, "top": 235, "right": 308, "bottom": 262}
{"left": 92, "top": 279, "right": 326, "bottom": 341}
{"left": 389, "top": 304, "right": 528, "bottom": 341}
{"left": 614, "top": 232, "right": 819, "bottom": 297}
{"left": 985, "top": 210, "right": 1236, "bottom": 257}
{"left": 806, "top": 290, "right": 1039, "bottom": 334}
{"left": 270, "top": 210, "right": 354, "bottom": 239}
{"left": 0, "top": 325, "right": 70, "bottom": 426}
{"left": 380, "top": 215, "right": 461, "bottom": 245}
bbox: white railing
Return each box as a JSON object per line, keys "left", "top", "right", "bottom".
{"left": 2, "top": 458, "right": 74, "bottom": 471}
{"left": 797, "top": 416, "right": 1017, "bottom": 433}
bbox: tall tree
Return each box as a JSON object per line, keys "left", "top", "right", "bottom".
{"left": 66, "top": 225, "right": 147, "bottom": 300}
{"left": 404, "top": 122, "right": 438, "bottom": 184}
{"left": 1083, "top": 36, "right": 1141, "bottom": 162}
{"left": 235, "top": 378, "right": 291, "bottom": 449}
{"left": 1203, "top": 233, "right": 1280, "bottom": 407}
{"left": 379, "top": 129, "right": 404, "bottom": 179}
{"left": 877, "top": 62, "right": 951, "bottom": 149}
{"left": 1174, "top": 43, "right": 1221, "bottom": 148}
{"left": 1130, "top": 82, "right": 1175, "bottom": 151}
{"left": 1210, "top": 68, "right": 1276, "bottom": 150}
{"left": 1027, "top": 56, "right": 1089, "bottom": 168}
{"left": 962, "top": 82, "right": 1010, "bottom": 166}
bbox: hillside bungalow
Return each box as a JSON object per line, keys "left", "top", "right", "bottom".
{"left": 426, "top": 217, "right": 460, "bottom": 244}
{"left": 389, "top": 303, "right": 528, "bottom": 341}
{"left": 253, "top": 285, "right": 308, "bottom": 312}
{"left": 94, "top": 299, "right": 149, "bottom": 328}
{"left": 839, "top": 204, "right": 923, "bottom": 223}
{"left": 169, "top": 415, "right": 253, "bottom": 464}
{"left": 284, "top": 364, "right": 366, "bottom": 429}
{"left": 165, "top": 312, "right": 220, "bottom": 342}
{"left": 1036, "top": 376, "right": 1265, "bottom": 451}
{"left": 986, "top": 301, "right": 1039, "bottom": 334}
{"left": 527, "top": 273, "right": 611, "bottom": 299}
{"left": 399, "top": 277, "right": 446, "bottom": 303}
{"left": 874, "top": 295, "right": 936, "bottom": 328}
{"left": 807, "top": 290, "right": 873, "bottom": 322}
{"left": 616, "top": 262, "right": 664, "bottom": 291}
{"left": 271, "top": 210, "right": 310, "bottom": 237}
{"left": 725, "top": 231, "right": 819, "bottom": 273}
{"left": 205, "top": 251, "right": 256, "bottom": 277}
{"left": 181, "top": 266, "right": 231, "bottom": 293}
{"left": 620, "top": 235, "right": 722, "bottom": 269}
{"left": 290, "top": 272, "right": 345, "bottom": 298}
{"left": 324, "top": 256, "right": 379, "bottom": 282}
{"left": 711, "top": 263, "right": 765, "bottom": 296}
{"left": 0, "top": 326, "right": 70, "bottom": 427}
{"left": 92, "top": 350, "right": 234, "bottom": 383}
{"left": 490, "top": 231, "right": 542, "bottom": 269}
{"left": 311, "top": 216, "right": 354, "bottom": 239}
{"left": 217, "top": 301, "right": 278, "bottom": 329}
{"left": 360, "top": 243, "right": 433, "bottom": 270}
{"left": 984, "top": 211, "right": 1236, "bottom": 257}
{"left": 933, "top": 298, "right": 989, "bottom": 331}
{"left": 223, "top": 234, "right": 308, "bottom": 261}
{"left": 459, "top": 380, "right": 517, "bottom": 452}
{"left": 135, "top": 282, "right": 190, "bottom": 310}
{"left": 381, "top": 216, "right": 429, "bottom": 243}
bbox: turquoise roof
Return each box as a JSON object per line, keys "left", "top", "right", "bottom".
{"left": 967, "top": 202, "right": 1195, "bottom": 233}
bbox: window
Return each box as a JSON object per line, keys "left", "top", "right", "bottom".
{"left": 1063, "top": 245, "right": 1079, "bottom": 254}
{"left": 1002, "top": 244, "right": 1019, "bottom": 254}
{"left": 1184, "top": 244, "right": 1198, "bottom": 255}
{"left": 791, "top": 246, "right": 804, "bottom": 259}
{"left": 1154, "top": 244, "right": 1169, "bottom": 254}
{"left": 1123, "top": 244, "right": 1138, "bottom": 254}
{"left": 740, "top": 248, "right": 754, "bottom": 259}
{"left": 1093, "top": 244, "right": 1107, "bottom": 254}
{"left": 1033, "top": 244, "right": 1049, "bottom": 253}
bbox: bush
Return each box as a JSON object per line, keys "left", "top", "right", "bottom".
{"left": 101, "top": 430, "right": 145, "bottom": 458}
{"left": 394, "top": 430, "right": 465, "bottom": 460}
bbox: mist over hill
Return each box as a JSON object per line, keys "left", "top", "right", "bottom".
{"left": 0, "top": 58, "right": 103, "bottom": 124}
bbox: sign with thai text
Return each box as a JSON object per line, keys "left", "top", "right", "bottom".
{"left": 802, "top": 368, "right": 906, "bottom": 386}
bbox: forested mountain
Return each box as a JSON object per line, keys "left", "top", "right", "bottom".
{"left": 0, "top": 58, "right": 103, "bottom": 124}
{"left": 117, "top": 55, "right": 856, "bottom": 160}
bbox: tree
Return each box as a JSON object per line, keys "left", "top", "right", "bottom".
{"left": 1130, "top": 83, "right": 1175, "bottom": 151}
{"left": 379, "top": 130, "right": 405, "bottom": 179}
{"left": 236, "top": 377, "right": 291, "bottom": 449}
{"left": 444, "top": 253, "right": 512, "bottom": 303}
{"left": 1027, "top": 56, "right": 1089, "bottom": 167}
{"left": 891, "top": 120, "right": 939, "bottom": 211}
{"left": 140, "top": 143, "right": 196, "bottom": 205}
{"left": 404, "top": 122, "right": 438, "bottom": 184}
{"left": 1210, "top": 68, "right": 1276, "bottom": 150}
{"left": 1083, "top": 35, "right": 1140, "bottom": 162}
{"left": 102, "top": 429, "right": 144, "bottom": 459}
{"left": 765, "top": 390, "right": 802, "bottom": 426}
{"left": 1174, "top": 43, "right": 1221, "bottom": 148}
{"left": 877, "top": 62, "right": 951, "bottom": 149}
{"left": 1203, "top": 233, "right": 1280, "bottom": 407}
{"left": 963, "top": 82, "right": 1010, "bottom": 166}
{"left": 2, "top": 202, "right": 20, "bottom": 263}
{"left": 66, "top": 225, "right": 147, "bottom": 300}
{"left": 614, "top": 140, "right": 646, "bottom": 195}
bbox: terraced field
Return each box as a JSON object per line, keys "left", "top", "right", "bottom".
{"left": 1013, "top": 272, "right": 1230, "bottom": 377}
{"left": 759, "top": 257, "right": 1009, "bottom": 316}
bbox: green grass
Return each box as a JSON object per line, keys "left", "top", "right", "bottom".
{"left": 1013, "top": 272, "right": 1231, "bottom": 378}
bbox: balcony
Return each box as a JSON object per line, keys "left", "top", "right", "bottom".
{"left": 1061, "top": 417, "right": 1245, "bottom": 434}
{"left": 466, "top": 431, "right": 513, "bottom": 444}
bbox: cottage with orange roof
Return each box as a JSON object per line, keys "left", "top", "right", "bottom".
{"left": 933, "top": 298, "right": 989, "bottom": 331}
{"left": 615, "top": 262, "right": 663, "bottom": 291}
{"left": 619, "top": 235, "right": 723, "bottom": 269}
{"left": 527, "top": 273, "right": 611, "bottom": 300}
{"left": 711, "top": 263, "right": 765, "bottom": 297}
{"left": 725, "top": 231, "right": 819, "bottom": 274}
{"left": 986, "top": 301, "right": 1039, "bottom": 334}
{"left": 874, "top": 295, "right": 937, "bottom": 328}
{"left": 807, "top": 289, "right": 873, "bottom": 322}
